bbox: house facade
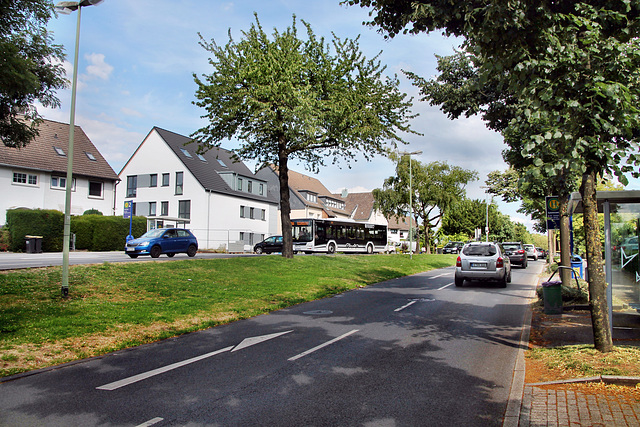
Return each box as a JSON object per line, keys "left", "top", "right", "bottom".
{"left": 115, "top": 127, "right": 278, "bottom": 250}
{"left": 256, "top": 165, "right": 351, "bottom": 233}
{"left": 0, "top": 118, "right": 118, "bottom": 225}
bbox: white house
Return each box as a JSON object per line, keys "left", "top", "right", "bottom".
{"left": 0, "top": 118, "right": 118, "bottom": 225}
{"left": 256, "top": 165, "right": 351, "bottom": 232}
{"left": 116, "top": 127, "right": 279, "bottom": 251}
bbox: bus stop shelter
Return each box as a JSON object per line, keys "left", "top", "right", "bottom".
{"left": 568, "top": 190, "right": 640, "bottom": 334}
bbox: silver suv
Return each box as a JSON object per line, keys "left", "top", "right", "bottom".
{"left": 455, "top": 242, "right": 511, "bottom": 288}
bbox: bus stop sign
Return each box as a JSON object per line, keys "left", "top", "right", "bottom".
{"left": 546, "top": 196, "right": 561, "bottom": 230}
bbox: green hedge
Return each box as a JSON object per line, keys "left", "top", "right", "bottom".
{"left": 6, "top": 209, "right": 64, "bottom": 252}
{"left": 5, "top": 209, "right": 146, "bottom": 252}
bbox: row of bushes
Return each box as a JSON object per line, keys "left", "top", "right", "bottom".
{"left": 4, "top": 209, "right": 147, "bottom": 252}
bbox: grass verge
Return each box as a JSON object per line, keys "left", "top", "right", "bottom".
{"left": 0, "top": 254, "right": 454, "bottom": 377}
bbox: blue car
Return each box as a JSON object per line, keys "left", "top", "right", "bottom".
{"left": 125, "top": 228, "right": 198, "bottom": 258}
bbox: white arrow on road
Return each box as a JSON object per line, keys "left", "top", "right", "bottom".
{"left": 232, "top": 330, "right": 293, "bottom": 352}
{"left": 97, "top": 330, "right": 293, "bottom": 391}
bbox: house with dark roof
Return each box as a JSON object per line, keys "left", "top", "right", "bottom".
{"left": 256, "top": 165, "right": 351, "bottom": 226}
{"left": 337, "top": 190, "right": 413, "bottom": 248}
{"left": 0, "top": 118, "right": 119, "bottom": 225}
{"left": 116, "top": 127, "right": 278, "bottom": 250}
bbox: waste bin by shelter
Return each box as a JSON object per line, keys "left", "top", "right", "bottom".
{"left": 24, "top": 235, "right": 43, "bottom": 253}
{"left": 571, "top": 254, "right": 583, "bottom": 279}
{"left": 542, "top": 281, "right": 562, "bottom": 315}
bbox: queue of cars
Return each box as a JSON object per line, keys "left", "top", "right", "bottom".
{"left": 454, "top": 240, "right": 547, "bottom": 287}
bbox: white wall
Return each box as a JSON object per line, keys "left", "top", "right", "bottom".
{"left": 1, "top": 166, "right": 115, "bottom": 225}
{"left": 116, "top": 129, "right": 275, "bottom": 250}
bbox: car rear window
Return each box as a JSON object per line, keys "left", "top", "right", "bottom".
{"left": 502, "top": 244, "right": 520, "bottom": 250}
{"left": 463, "top": 244, "right": 497, "bottom": 256}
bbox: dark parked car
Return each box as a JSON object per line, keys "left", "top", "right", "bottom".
{"left": 502, "top": 242, "right": 528, "bottom": 268}
{"left": 455, "top": 242, "right": 511, "bottom": 287}
{"left": 442, "top": 241, "right": 464, "bottom": 254}
{"left": 125, "top": 228, "right": 198, "bottom": 258}
{"left": 254, "top": 235, "right": 283, "bottom": 254}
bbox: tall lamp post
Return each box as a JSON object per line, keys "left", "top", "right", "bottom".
{"left": 398, "top": 150, "right": 423, "bottom": 259}
{"left": 55, "top": 0, "right": 104, "bottom": 297}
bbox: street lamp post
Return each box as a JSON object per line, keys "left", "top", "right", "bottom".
{"left": 398, "top": 150, "right": 423, "bottom": 260}
{"left": 56, "top": 0, "right": 104, "bottom": 297}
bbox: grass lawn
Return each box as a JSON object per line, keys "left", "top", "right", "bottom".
{"left": 0, "top": 253, "right": 455, "bottom": 377}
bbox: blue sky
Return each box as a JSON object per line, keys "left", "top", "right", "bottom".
{"left": 39, "top": 0, "right": 555, "bottom": 230}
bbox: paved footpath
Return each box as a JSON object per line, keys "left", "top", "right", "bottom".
{"left": 519, "top": 384, "right": 640, "bottom": 426}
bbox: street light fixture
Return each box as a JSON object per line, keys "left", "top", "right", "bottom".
{"left": 56, "top": 0, "right": 104, "bottom": 297}
{"left": 397, "top": 150, "right": 423, "bottom": 260}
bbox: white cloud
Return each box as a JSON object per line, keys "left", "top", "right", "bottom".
{"left": 85, "top": 53, "right": 113, "bottom": 80}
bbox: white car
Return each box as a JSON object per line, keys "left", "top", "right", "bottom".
{"left": 524, "top": 244, "right": 538, "bottom": 261}
{"left": 455, "top": 242, "right": 512, "bottom": 288}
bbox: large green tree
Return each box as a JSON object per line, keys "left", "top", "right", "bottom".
{"left": 440, "top": 198, "right": 521, "bottom": 243}
{"left": 349, "top": 0, "right": 640, "bottom": 352}
{"left": 0, "top": 0, "right": 66, "bottom": 147}
{"left": 374, "top": 154, "right": 477, "bottom": 253}
{"left": 192, "top": 14, "right": 416, "bottom": 258}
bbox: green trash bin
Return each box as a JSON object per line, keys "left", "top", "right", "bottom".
{"left": 542, "top": 281, "right": 562, "bottom": 315}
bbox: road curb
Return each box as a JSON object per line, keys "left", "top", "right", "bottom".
{"left": 528, "top": 375, "right": 640, "bottom": 387}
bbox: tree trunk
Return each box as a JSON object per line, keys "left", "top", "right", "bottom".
{"left": 581, "top": 171, "right": 613, "bottom": 352}
{"left": 278, "top": 142, "right": 294, "bottom": 259}
{"left": 559, "top": 194, "right": 572, "bottom": 287}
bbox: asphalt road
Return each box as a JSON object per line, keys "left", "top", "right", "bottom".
{"left": 0, "top": 251, "right": 256, "bottom": 270}
{"left": 0, "top": 261, "right": 543, "bottom": 426}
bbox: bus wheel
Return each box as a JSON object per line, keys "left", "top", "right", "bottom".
{"left": 327, "top": 243, "right": 336, "bottom": 254}
{"left": 366, "top": 244, "right": 374, "bottom": 254}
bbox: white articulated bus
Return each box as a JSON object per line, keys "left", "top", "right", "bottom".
{"left": 291, "top": 218, "right": 388, "bottom": 254}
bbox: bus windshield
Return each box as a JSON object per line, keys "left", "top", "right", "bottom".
{"left": 292, "top": 221, "right": 313, "bottom": 243}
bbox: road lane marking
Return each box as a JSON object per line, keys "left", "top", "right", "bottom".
{"left": 394, "top": 300, "right": 417, "bottom": 312}
{"left": 136, "top": 418, "right": 164, "bottom": 427}
{"left": 288, "top": 329, "right": 359, "bottom": 361}
{"left": 97, "top": 346, "right": 234, "bottom": 391}
{"left": 437, "top": 283, "right": 453, "bottom": 290}
{"left": 232, "top": 330, "right": 293, "bottom": 352}
{"left": 430, "top": 273, "right": 450, "bottom": 279}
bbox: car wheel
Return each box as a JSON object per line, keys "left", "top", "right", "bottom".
{"left": 167, "top": 253, "right": 175, "bottom": 258}
{"left": 327, "top": 243, "right": 336, "bottom": 254}
{"left": 507, "top": 268, "right": 512, "bottom": 283}
{"left": 187, "top": 244, "right": 197, "bottom": 257}
{"left": 255, "top": 247, "right": 263, "bottom": 254}
{"left": 454, "top": 276, "right": 464, "bottom": 287}
{"left": 499, "top": 274, "right": 508, "bottom": 288}
{"left": 150, "top": 246, "right": 162, "bottom": 258}
{"left": 127, "top": 254, "right": 138, "bottom": 258}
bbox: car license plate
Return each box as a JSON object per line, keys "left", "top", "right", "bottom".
{"left": 471, "top": 263, "right": 486, "bottom": 268}
{"left": 126, "top": 247, "right": 135, "bottom": 252}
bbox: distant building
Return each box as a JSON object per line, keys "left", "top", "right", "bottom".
{"left": 0, "top": 118, "right": 118, "bottom": 225}
{"left": 115, "top": 127, "right": 278, "bottom": 250}
{"left": 256, "top": 165, "right": 351, "bottom": 231}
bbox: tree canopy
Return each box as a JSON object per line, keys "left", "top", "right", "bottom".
{"left": 374, "top": 154, "right": 477, "bottom": 253}
{"left": 348, "top": 0, "right": 640, "bottom": 352}
{"left": 192, "top": 14, "right": 416, "bottom": 257}
{"left": 0, "top": 0, "right": 66, "bottom": 148}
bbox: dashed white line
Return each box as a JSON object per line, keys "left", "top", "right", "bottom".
{"left": 394, "top": 300, "right": 417, "bottom": 312}
{"left": 437, "top": 282, "right": 453, "bottom": 290}
{"left": 430, "top": 273, "right": 450, "bottom": 279}
{"left": 288, "top": 329, "right": 359, "bottom": 361}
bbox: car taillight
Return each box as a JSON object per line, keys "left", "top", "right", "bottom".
{"left": 517, "top": 249, "right": 525, "bottom": 254}
{"left": 456, "top": 256, "right": 462, "bottom": 267}
{"left": 496, "top": 257, "right": 504, "bottom": 268}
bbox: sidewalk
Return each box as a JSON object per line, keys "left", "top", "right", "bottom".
{"left": 520, "top": 381, "right": 640, "bottom": 426}
{"left": 506, "top": 286, "right": 640, "bottom": 427}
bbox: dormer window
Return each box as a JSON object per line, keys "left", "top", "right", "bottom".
{"left": 180, "top": 148, "right": 192, "bottom": 158}
{"left": 85, "top": 152, "right": 97, "bottom": 161}
{"left": 217, "top": 159, "right": 227, "bottom": 167}
{"left": 197, "top": 153, "right": 206, "bottom": 162}
{"left": 53, "top": 146, "right": 66, "bottom": 156}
